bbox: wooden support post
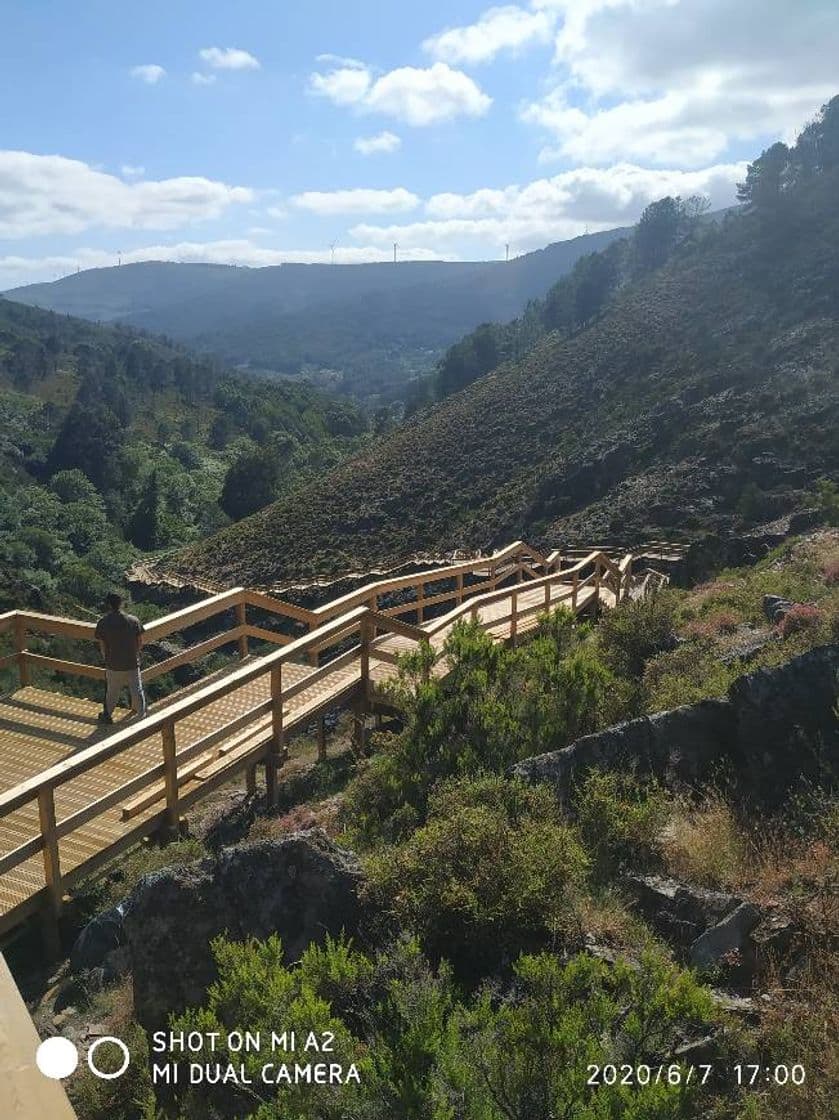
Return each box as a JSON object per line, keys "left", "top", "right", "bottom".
{"left": 14, "top": 616, "right": 30, "bottom": 687}
{"left": 510, "top": 589, "right": 518, "bottom": 645}
{"left": 266, "top": 663, "right": 284, "bottom": 808}
{"left": 37, "top": 786, "right": 62, "bottom": 958}
{"left": 624, "top": 558, "right": 632, "bottom": 601}
{"left": 235, "top": 601, "right": 248, "bottom": 659}
{"left": 456, "top": 571, "right": 464, "bottom": 604}
{"left": 572, "top": 570, "right": 578, "bottom": 612}
{"left": 317, "top": 714, "right": 327, "bottom": 761}
{"left": 245, "top": 764, "right": 257, "bottom": 795}
{"left": 307, "top": 621, "right": 319, "bottom": 667}
{"left": 594, "top": 559, "right": 602, "bottom": 606}
{"left": 161, "top": 719, "right": 179, "bottom": 839}
{"left": 416, "top": 581, "right": 424, "bottom": 623}
{"left": 544, "top": 579, "right": 551, "bottom": 609}
{"left": 360, "top": 616, "right": 372, "bottom": 701}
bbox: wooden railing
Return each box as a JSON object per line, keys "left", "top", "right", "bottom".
{"left": 0, "top": 543, "right": 637, "bottom": 945}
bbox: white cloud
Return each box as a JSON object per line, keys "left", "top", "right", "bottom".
{"left": 198, "top": 46, "right": 260, "bottom": 71}
{"left": 0, "top": 241, "right": 455, "bottom": 289}
{"left": 0, "top": 150, "right": 253, "bottom": 239}
{"left": 522, "top": 0, "right": 839, "bottom": 165}
{"left": 121, "top": 164, "right": 146, "bottom": 179}
{"left": 131, "top": 64, "right": 165, "bottom": 85}
{"left": 309, "top": 65, "right": 371, "bottom": 106}
{"left": 265, "top": 205, "right": 288, "bottom": 220}
{"left": 423, "top": 4, "right": 554, "bottom": 65}
{"left": 351, "top": 161, "right": 746, "bottom": 252}
{"left": 315, "top": 53, "right": 367, "bottom": 70}
{"left": 309, "top": 59, "right": 491, "bottom": 125}
{"left": 191, "top": 72, "right": 217, "bottom": 86}
{"left": 291, "top": 188, "right": 420, "bottom": 215}
{"left": 354, "top": 130, "right": 402, "bottom": 155}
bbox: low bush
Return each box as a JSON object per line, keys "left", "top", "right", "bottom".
{"left": 365, "top": 777, "right": 589, "bottom": 978}
{"left": 572, "top": 769, "right": 670, "bottom": 880}
{"left": 778, "top": 603, "right": 823, "bottom": 638}
{"left": 596, "top": 591, "right": 678, "bottom": 678}
{"left": 343, "top": 614, "right": 615, "bottom": 845}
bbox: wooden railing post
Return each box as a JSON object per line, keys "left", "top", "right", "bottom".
{"left": 235, "top": 600, "right": 248, "bottom": 659}
{"left": 14, "top": 616, "right": 30, "bottom": 687}
{"left": 572, "top": 570, "right": 579, "bottom": 612}
{"left": 266, "top": 663, "right": 284, "bottom": 807}
{"left": 624, "top": 557, "right": 632, "bottom": 601}
{"left": 594, "top": 558, "right": 602, "bottom": 606}
{"left": 354, "top": 616, "right": 373, "bottom": 754}
{"left": 456, "top": 571, "right": 464, "bottom": 604}
{"left": 510, "top": 589, "right": 518, "bottom": 645}
{"left": 307, "top": 621, "right": 319, "bottom": 667}
{"left": 37, "top": 785, "right": 62, "bottom": 957}
{"left": 161, "top": 719, "right": 180, "bottom": 839}
{"left": 416, "top": 581, "right": 425, "bottom": 623}
{"left": 544, "top": 579, "right": 551, "bottom": 609}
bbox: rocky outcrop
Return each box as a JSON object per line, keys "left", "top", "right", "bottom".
{"left": 123, "top": 830, "right": 365, "bottom": 1031}
{"left": 513, "top": 644, "right": 839, "bottom": 807}
{"left": 624, "top": 875, "right": 741, "bottom": 948}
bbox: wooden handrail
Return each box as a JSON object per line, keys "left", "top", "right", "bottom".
{"left": 0, "top": 542, "right": 639, "bottom": 927}
{"left": 0, "top": 605, "right": 369, "bottom": 817}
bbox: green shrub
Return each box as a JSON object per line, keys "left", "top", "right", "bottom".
{"left": 365, "top": 776, "right": 589, "bottom": 978}
{"left": 441, "top": 950, "right": 717, "bottom": 1120}
{"left": 343, "top": 615, "right": 616, "bottom": 845}
{"left": 642, "top": 644, "right": 738, "bottom": 712}
{"left": 573, "top": 770, "right": 670, "bottom": 880}
{"left": 597, "top": 592, "right": 678, "bottom": 678}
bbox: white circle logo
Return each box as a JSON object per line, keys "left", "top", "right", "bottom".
{"left": 87, "top": 1036, "right": 131, "bottom": 1080}
{"left": 36, "top": 1036, "right": 79, "bottom": 1079}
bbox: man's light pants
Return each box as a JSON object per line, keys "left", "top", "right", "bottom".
{"left": 105, "top": 668, "right": 147, "bottom": 718}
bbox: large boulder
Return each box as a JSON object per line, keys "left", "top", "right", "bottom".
{"left": 512, "top": 700, "right": 732, "bottom": 804}
{"left": 513, "top": 644, "right": 838, "bottom": 806}
{"left": 123, "top": 830, "right": 364, "bottom": 1031}
{"left": 70, "top": 902, "right": 127, "bottom": 974}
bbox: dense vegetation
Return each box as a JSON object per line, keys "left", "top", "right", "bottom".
{"left": 7, "top": 229, "right": 627, "bottom": 407}
{"left": 164, "top": 100, "right": 839, "bottom": 588}
{"left": 67, "top": 534, "right": 838, "bottom": 1120}
{"left": 0, "top": 298, "right": 368, "bottom": 616}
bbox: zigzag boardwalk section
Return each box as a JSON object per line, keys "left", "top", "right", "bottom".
{"left": 0, "top": 543, "right": 636, "bottom": 947}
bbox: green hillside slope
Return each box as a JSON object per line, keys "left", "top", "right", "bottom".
{"left": 164, "top": 161, "right": 839, "bottom": 588}
{"left": 5, "top": 229, "right": 628, "bottom": 404}
{"left": 0, "top": 299, "right": 368, "bottom": 613}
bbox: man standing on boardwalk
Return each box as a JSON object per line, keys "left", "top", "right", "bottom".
{"left": 95, "top": 592, "right": 147, "bottom": 724}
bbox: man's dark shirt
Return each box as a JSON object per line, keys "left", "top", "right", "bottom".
{"left": 95, "top": 610, "right": 144, "bottom": 670}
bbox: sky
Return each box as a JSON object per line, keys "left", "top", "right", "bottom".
{"left": 1, "top": 0, "right": 836, "bottom": 288}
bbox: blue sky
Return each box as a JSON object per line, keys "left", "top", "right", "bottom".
{"left": 1, "top": 0, "right": 836, "bottom": 287}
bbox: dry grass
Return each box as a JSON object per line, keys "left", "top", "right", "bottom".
{"left": 658, "top": 793, "right": 750, "bottom": 889}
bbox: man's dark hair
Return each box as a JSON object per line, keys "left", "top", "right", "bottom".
{"left": 105, "top": 592, "right": 124, "bottom": 611}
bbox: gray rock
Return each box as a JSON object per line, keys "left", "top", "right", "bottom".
{"left": 70, "top": 902, "right": 126, "bottom": 973}
{"left": 512, "top": 700, "right": 732, "bottom": 804}
{"left": 689, "top": 902, "right": 761, "bottom": 971}
{"left": 124, "top": 830, "right": 365, "bottom": 1031}
{"left": 763, "top": 595, "right": 794, "bottom": 623}
{"left": 624, "top": 875, "right": 740, "bottom": 947}
{"left": 514, "top": 644, "right": 839, "bottom": 809}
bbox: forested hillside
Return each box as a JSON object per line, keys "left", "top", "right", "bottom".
{"left": 165, "top": 102, "right": 839, "bottom": 588}
{"left": 0, "top": 299, "right": 368, "bottom": 614}
{"left": 6, "top": 228, "right": 627, "bottom": 405}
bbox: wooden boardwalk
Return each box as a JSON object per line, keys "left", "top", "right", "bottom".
{"left": 0, "top": 542, "right": 623, "bottom": 942}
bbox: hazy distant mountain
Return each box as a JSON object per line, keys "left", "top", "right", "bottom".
{"left": 5, "top": 229, "right": 629, "bottom": 404}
